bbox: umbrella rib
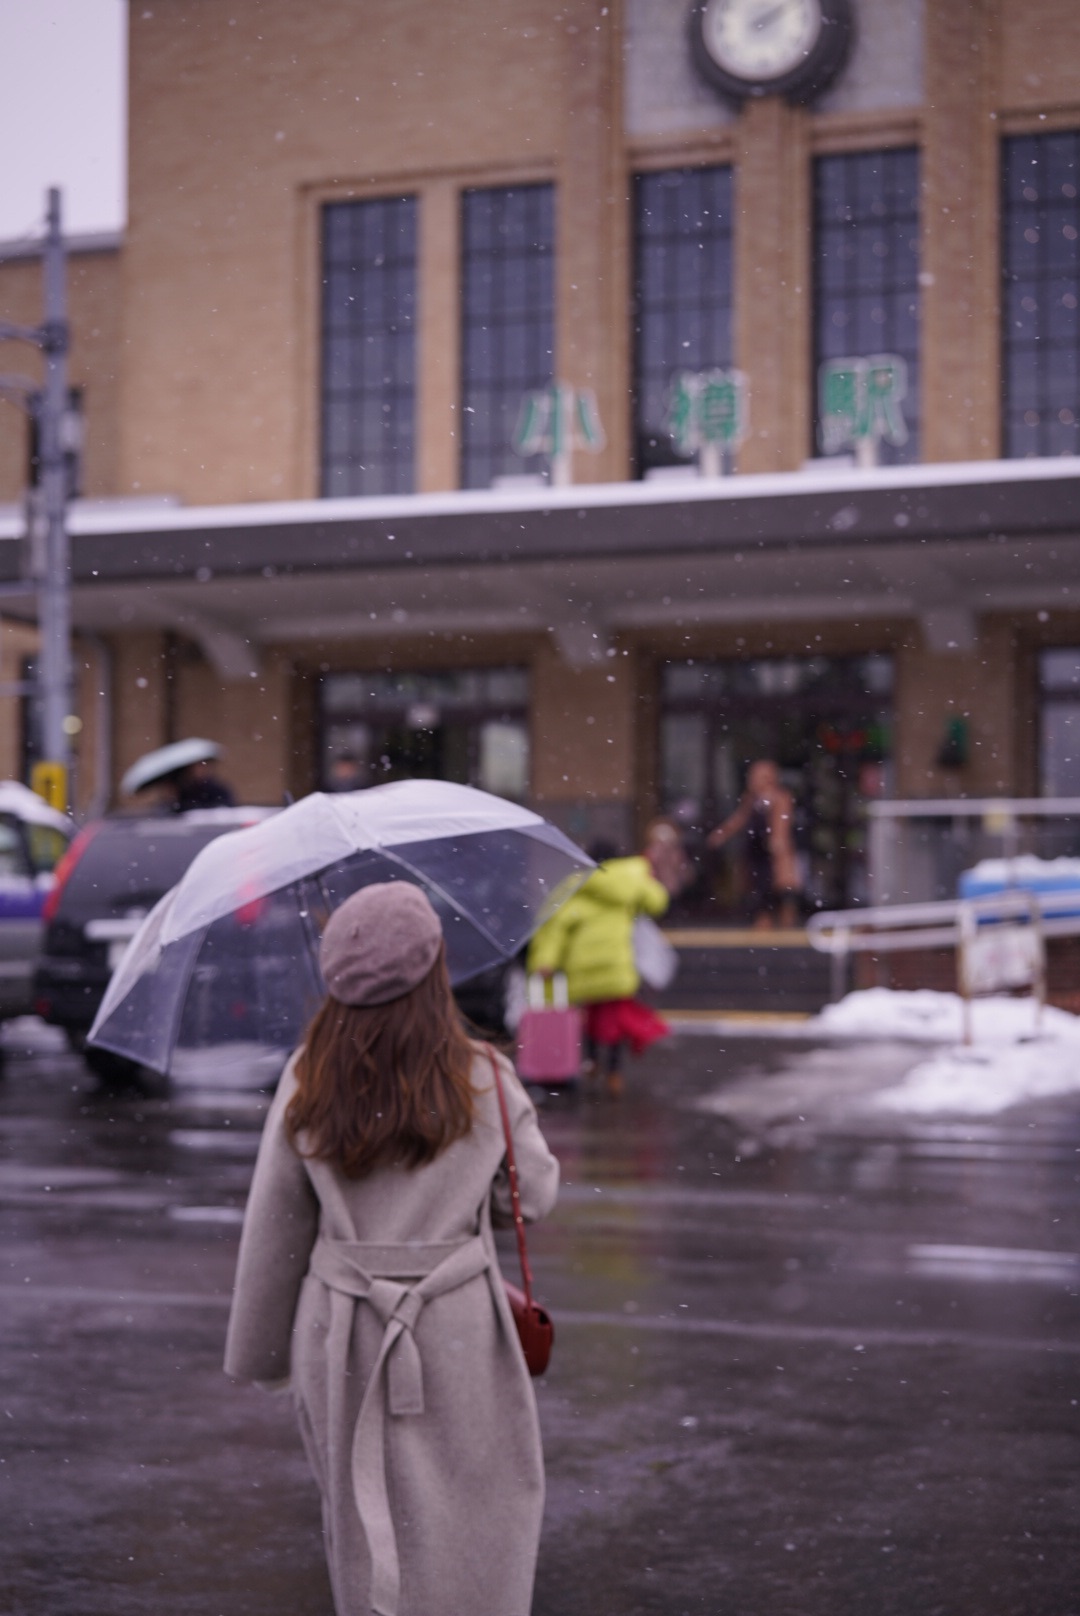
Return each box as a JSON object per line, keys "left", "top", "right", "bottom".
{"left": 376, "top": 846, "right": 509, "bottom": 958}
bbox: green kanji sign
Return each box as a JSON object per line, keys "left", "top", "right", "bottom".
{"left": 513, "top": 382, "right": 605, "bottom": 482}
{"left": 819, "top": 354, "right": 908, "bottom": 457}
{"left": 668, "top": 368, "right": 748, "bottom": 458}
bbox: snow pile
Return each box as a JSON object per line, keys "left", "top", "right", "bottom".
{"left": 812, "top": 988, "right": 1080, "bottom": 1115}
{"left": 961, "top": 854, "right": 1080, "bottom": 886}
{"left": 876, "top": 1040, "right": 1080, "bottom": 1115}
{"left": 813, "top": 987, "right": 1076, "bottom": 1044}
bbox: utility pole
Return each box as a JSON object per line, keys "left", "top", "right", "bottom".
{"left": 0, "top": 187, "right": 72, "bottom": 811}
{"left": 37, "top": 189, "right": 73, "bottom": 809}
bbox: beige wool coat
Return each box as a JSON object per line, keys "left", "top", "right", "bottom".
{"left": 224, "top": 1045, "right": 559, "bottom": 1616}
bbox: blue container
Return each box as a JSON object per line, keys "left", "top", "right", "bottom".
{"left": 959, "top": 856, "right": 1080, "bottom": 915}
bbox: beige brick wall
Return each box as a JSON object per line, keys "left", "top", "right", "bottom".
{"left": 530, "top": 636, "right": 637, "bottom": 808}
{"left": 4, "top": 0, "right": 1078, "bottom": 824}
{"left": 0, "top": 246, "right": 122, "bottom": 504}
{"left": 110, "top": 0, "right": 1080, "bottom": 495}
{"left": 998, "top": 0, "right": 1080, "bottom": 111}
{"left": 120, "top": 0, "right": 572, "bottom": 504}
{"left": 109, "top": 630, "right": 169, "bottom": 801}
{"left": 921, "top": 0, "right": 1000, "bottom": 463}
{"left": 555, "top": 0, "right": 629, "bottom": 484}
{"left": 894, "top": 619, "right": 1020, "bottom": 797}
{"left": 732, "top": 98, "right": 810, "bottom": 473}
{"left": 0, "top": 0, "right": 1076, "bottom": 507}
{"left": 0, "top": 619, "right": 36, "bottom": 783}
{"left": 172, "top": 646, "right": 291, "bottom": 807}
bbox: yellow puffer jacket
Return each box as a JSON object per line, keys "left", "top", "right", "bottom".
{"left": 526, "top": 856, "right": 669, "bottom": 1004}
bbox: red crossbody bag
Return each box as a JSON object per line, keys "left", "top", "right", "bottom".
{"left": 487, "top": 1047, "right": 555, "bottom": 1377}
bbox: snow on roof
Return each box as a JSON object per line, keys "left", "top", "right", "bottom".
{"left": 2, "top": 455, "right": 1080, "bottom": 544}
{"left": 0, "top": 230, "right": 122, "bottom": 263}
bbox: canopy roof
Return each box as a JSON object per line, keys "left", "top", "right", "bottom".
{"left": 1, "top": 458, "right": 1078, "bottom": 671}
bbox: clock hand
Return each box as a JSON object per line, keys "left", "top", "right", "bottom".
{"left": 752, "top": 1, "right": 788, "bottom": 30}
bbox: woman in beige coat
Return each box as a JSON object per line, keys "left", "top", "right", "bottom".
{"left": 225, "top": 882, "right": 559, "bottom": 1616}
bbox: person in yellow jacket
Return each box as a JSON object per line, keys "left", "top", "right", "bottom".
{"left": 527, "top": 839, "right": 671, "bottom": 1094}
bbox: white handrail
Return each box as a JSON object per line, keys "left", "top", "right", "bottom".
{"left": 807, "top": 886, "right": 1080, "bottom": 955}
{"left": 867, "top": 797, "right": 1080, "bottom": 818}
{"left": 806, "top": 890, "right": 1061, "bottom": 1039}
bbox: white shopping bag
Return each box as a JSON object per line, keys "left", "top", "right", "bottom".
{"left": 633, "top": 916, "right": 678, "bottom": 991}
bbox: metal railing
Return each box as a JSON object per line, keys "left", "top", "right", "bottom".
{"left": 806, "top": 886, "right": 1080, "bottom": 1036}
{"left": 867, "top": 797, "right": 1080, "bottom": 906}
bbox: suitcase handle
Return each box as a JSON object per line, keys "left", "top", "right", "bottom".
{"left": 527, "top": 971, "right": 569, "bottom": 1010}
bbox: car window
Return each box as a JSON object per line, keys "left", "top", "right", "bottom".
{"left": 0, "top": 816, "right": 31, "bottom": 882}
{"left": 57, "top": 818, "right": 243, "bottom": 921}
{"left": 25, "top": 823, "right": 69, "bottom": 876}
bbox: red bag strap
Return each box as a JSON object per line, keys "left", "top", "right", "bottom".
{"left": 487, "top": 1046, "right": 535, "bottom": 1308}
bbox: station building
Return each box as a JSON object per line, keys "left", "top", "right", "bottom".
{"left": 2, "top": 0, "right": 1080, "bottom": 914}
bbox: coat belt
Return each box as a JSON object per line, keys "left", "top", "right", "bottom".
{"left": 309, "top": 1235, "right": 492, "bottom": 1616}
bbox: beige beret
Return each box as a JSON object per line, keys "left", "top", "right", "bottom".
{"left": 318, "top": 882, "right": 443, "bottom": 1007}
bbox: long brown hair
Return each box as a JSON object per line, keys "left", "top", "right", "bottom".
{"left": 286, "top": 946, "right": 476, "bottom": 1177}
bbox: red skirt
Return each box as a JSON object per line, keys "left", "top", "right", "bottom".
{"left": 585, "top": 998, "right": 670, "bottom": 1055}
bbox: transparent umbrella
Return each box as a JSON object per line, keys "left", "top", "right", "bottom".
{"left": 87, "top": 781, "right": 591, "bottom": 1083}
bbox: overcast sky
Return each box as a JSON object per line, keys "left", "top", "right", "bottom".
{"left": 0, "top": 0, "right": 126, "bottom": 242}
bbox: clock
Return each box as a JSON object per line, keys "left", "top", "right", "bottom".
{"left": 689, "top": 0, "right": 853, "bottom": 106}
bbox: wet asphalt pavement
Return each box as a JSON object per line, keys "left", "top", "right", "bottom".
{"left": 1, "top": 1022, "right": 1079, "bottom": 1616}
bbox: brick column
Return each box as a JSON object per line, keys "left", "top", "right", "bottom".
{"left": 109, "top": 631, "right": 169, "bottom": 799}
{"left": 530, "top": 637, "right": 638, "bottom": 852}
{"left": 921, "top": 0, "right": 1000, "bottom": 462}
{"left": 555, "top": 0, "right": 630, "bottom": 483}
{"left": 732, "top": 97, "right": 811, "bottom": 473}
{"left": 894, "top": 619, "right": 1018, "bottom": 797}
{"left": 417, "top": 179, "right": 461, "bottom": 492}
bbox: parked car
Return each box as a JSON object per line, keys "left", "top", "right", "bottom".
{"left": 0, "top": 781, "right": 72, "bottom": 1037}
{"left": 33, "top": 806, "right": 271, "bottom": 1085}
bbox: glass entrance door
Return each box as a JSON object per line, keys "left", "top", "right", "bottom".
{"left": 659, "top": 654, "right": 894, "bottom": 916}
{"left": 319, "top": 667, "right": 530, "bottom": 801}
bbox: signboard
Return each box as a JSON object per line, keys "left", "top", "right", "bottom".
{"left": 819, "top": 353, "right": 908, "bottom": 465}
{"left": 31, "top": 760, "right": 67, "bottom": 813}
{"left": 960, "top": 922, "right": 1044, "bottom": 998}
{"left": 668, "top": 367, "right": 748, "bottom": 475}
{"left": 513, "top": 383, "right": 605, "bottom": 486}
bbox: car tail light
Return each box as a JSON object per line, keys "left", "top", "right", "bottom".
{"left": 42, "top": 822, "right": 101, "bottom": 924}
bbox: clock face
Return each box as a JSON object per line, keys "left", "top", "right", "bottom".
{"left": 689, "top": 0, "right": 851, "bottom": 105}
{"left": 700, "top": 0, "right": 823, "bottom": 82}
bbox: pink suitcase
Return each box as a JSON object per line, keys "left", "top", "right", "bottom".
{"left": 515, "top": 973, "right": 582, "bottom": 1083}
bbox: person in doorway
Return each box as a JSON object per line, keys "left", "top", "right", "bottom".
{"left": 225, "top": 882, "right": 558, "bottom": 1616}
{"left": 526, "top": 837, "right": 672, "bottom": 1095}
{"left": 707, "top": 758, "right": 802, "bottom": 929}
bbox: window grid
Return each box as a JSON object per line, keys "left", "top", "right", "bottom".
{"left": 320, "top": 196, "right": 417, "bottom": 498}
{"left": 1038, "top": 648, "right": 1080, "bottom": 798}
{"left": 812, "top": 148, "right": 920, "bottom": 464}
{"left": 632, "top": 165, "right": 734, "bottom": 477}
{"left": 1002, "top": 132, "right": 1080, "bottom": 459}
{"left": 460, "top": 185, "right": 555, "bottom": 489}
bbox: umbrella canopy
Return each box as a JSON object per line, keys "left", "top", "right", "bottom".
{"left": 120, "top": 738, "right": 222, "bottom": 796}
{"left": 88, "top": 780, "right": 591, "bottom": 1083}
